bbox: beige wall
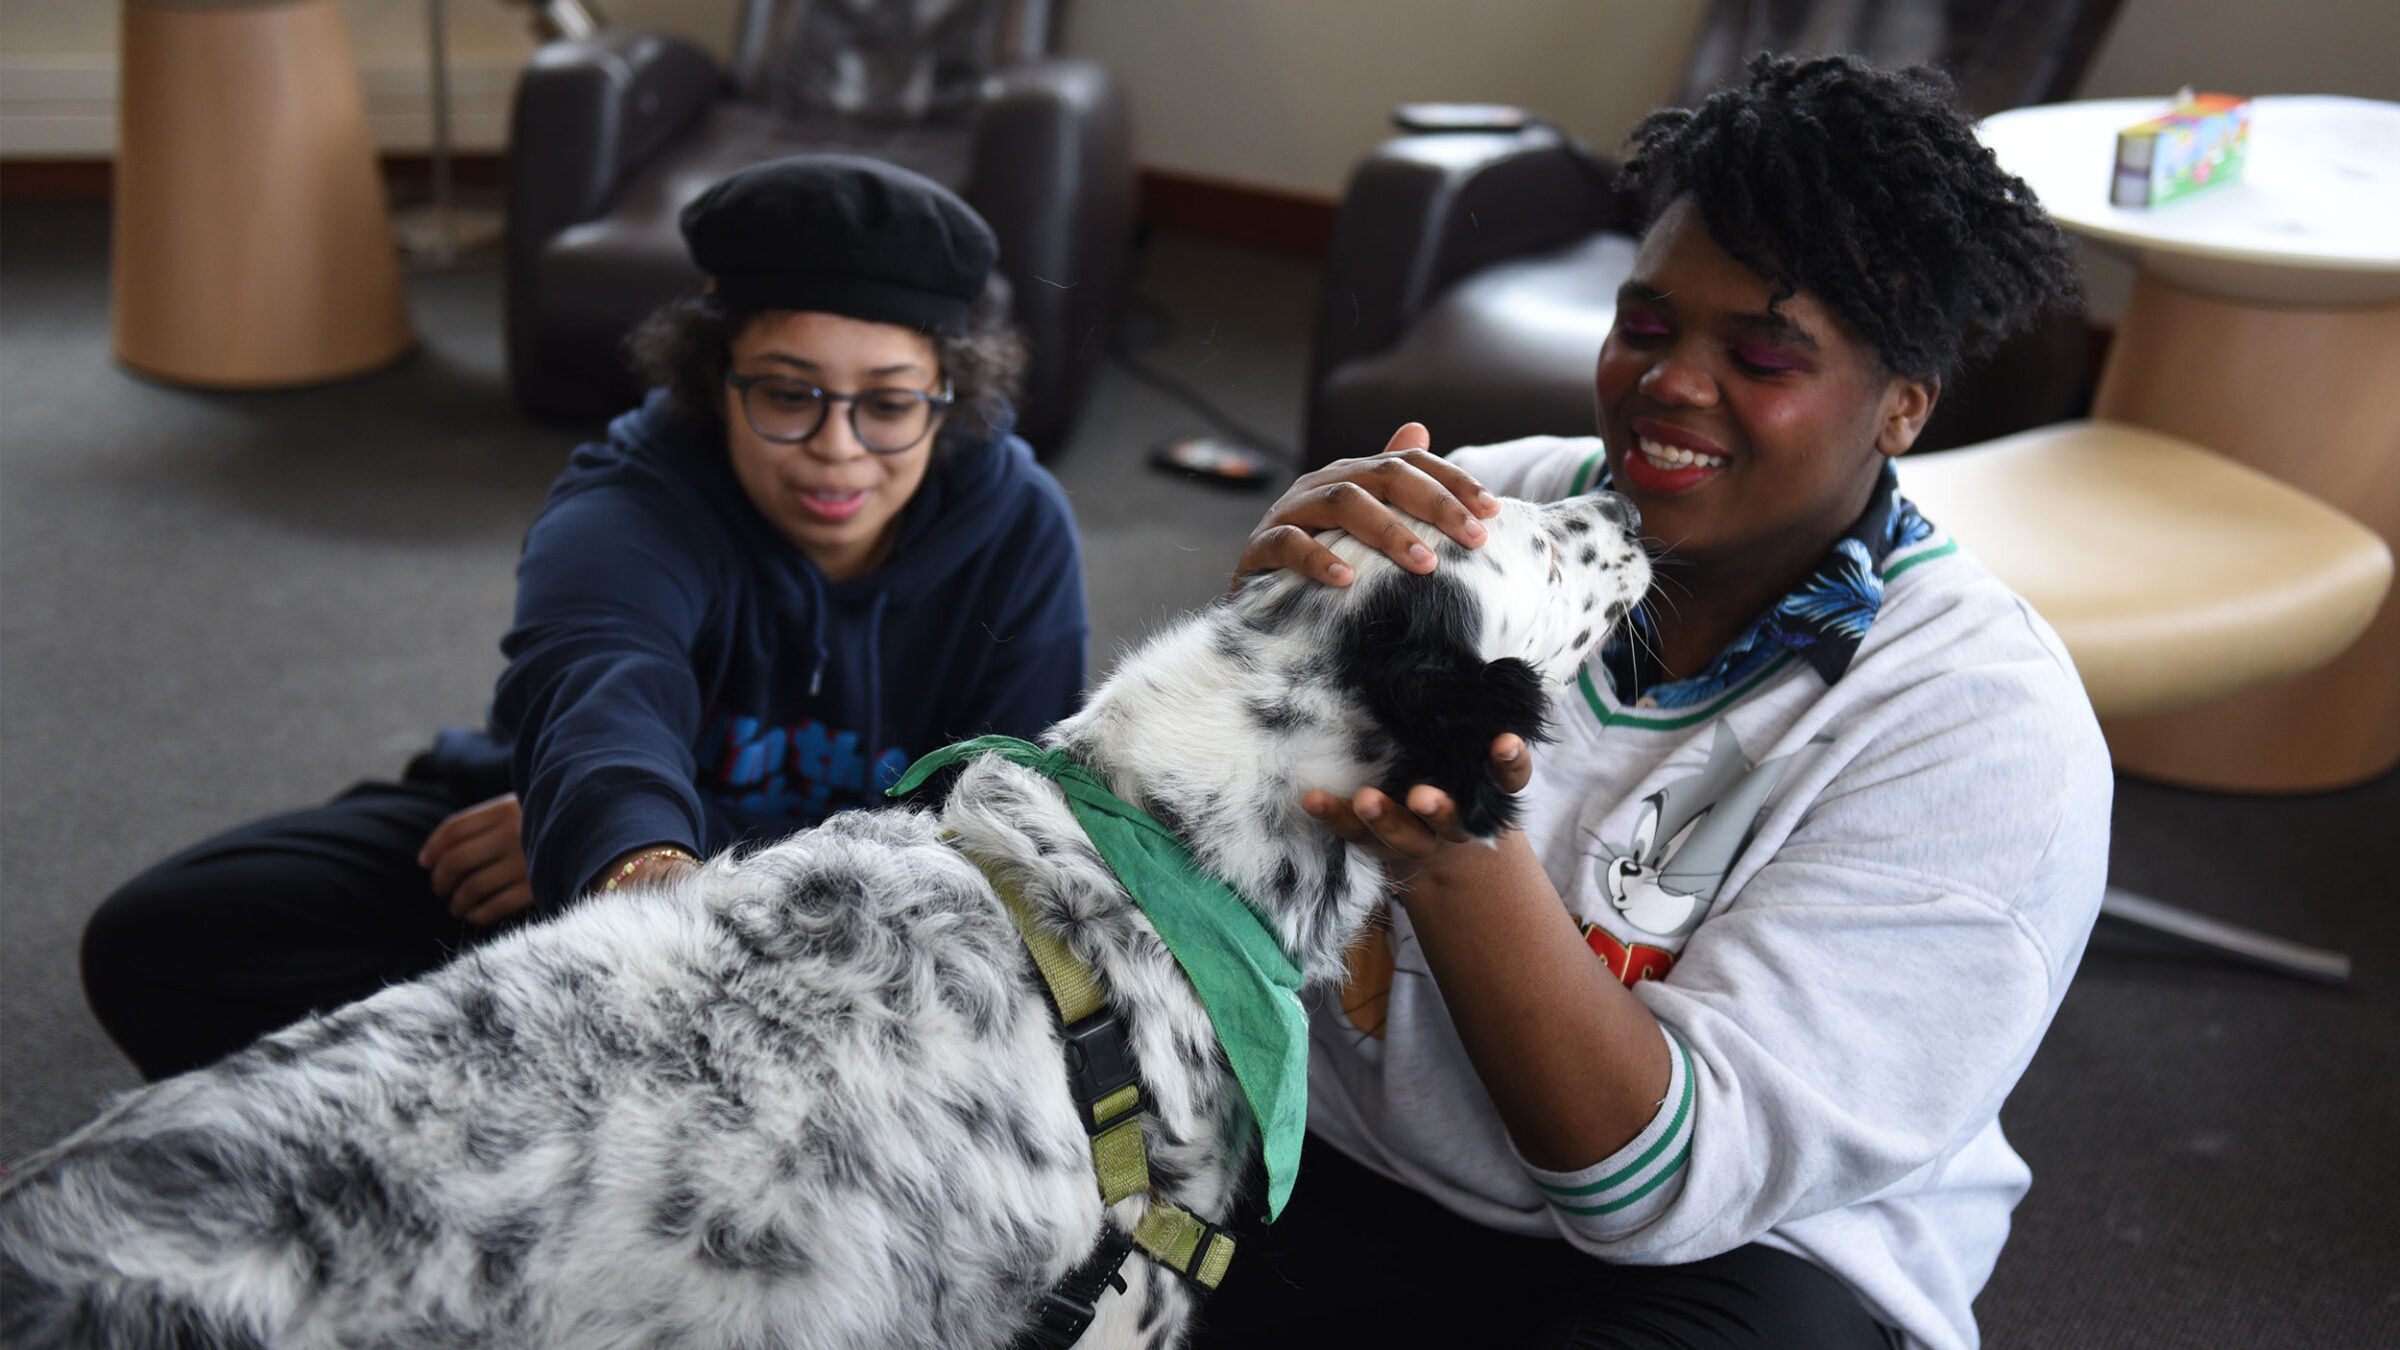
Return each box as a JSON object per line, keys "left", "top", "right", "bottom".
{"left": 0, "top": 0, "right": 736, "bottom": 154}
{"left": 4, "top": 0, "right": 2396, "bottom": 181}
{"left": 1060, "top": 0, "right": 1708, "bottom": 198}
{"left": 2079, "top": 0, "right": 2398, "bottom": 104}
{"left": 0, "top": 0, "right": 730, "bottom": 56}
{"left": 1059, "top": 0, "right": 2400, "bottom": 198}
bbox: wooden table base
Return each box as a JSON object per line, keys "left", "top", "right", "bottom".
{"left": 113, "top": 0, "right": 414, "bottom": 388}
{"left": 2092, "top": 276, "right": 2400, "bottom": 792}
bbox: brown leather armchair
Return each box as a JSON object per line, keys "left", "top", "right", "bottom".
{"left": 504, "top": 0, "right": 1133, "bottom": 454}
{"left": 1302, "top": 0, "right": 2125, "bottom": 470}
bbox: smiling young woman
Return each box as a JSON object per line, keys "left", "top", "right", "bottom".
{"left": 81, "top": 156, "right": 1089, "bottom": 1082}
{"left": 1201, "top": 56, "right": 2094, "bottom": 1350}
{"left": 1597, "top": 195, "right": 1938, "bottom": 677}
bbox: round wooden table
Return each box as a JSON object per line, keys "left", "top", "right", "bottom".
{"left": 1980, "top": 95, "right": 2400, "bottom": 791}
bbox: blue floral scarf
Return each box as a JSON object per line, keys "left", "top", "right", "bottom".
{"left": 1599, "top": 461, "right": 1935, "bottom": 709}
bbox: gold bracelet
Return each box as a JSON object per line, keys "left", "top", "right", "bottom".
{"left": 599, "top": 846, "right": 699, "bottom": 894}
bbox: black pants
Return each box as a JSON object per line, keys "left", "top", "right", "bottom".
{"left": 1188, "top": 1138, "right": 1895, "bottom": 1350}
{"left": 81, "top": 777, "right": 492, "bottom": 1081}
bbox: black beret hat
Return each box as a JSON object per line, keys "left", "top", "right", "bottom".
{"left": 679, "top": 154, "right": 999, "bottom": 332}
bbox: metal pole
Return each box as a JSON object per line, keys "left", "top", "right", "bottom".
{"left": 2101, "top": 887, "right": 2352, "bottom": 985}
{"left": 426, "top": 0, "right": 456, "bottom": 264}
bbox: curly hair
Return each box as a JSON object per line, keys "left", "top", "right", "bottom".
{"left": 624, "top": 285, "right": 1029, "bottom": 454}
{"left": 1620, "top": 54, "right": 2081, "bottom": 382}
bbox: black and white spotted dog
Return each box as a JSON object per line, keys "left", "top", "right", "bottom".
{"left": 1, "top": 494, "right": 1648, "bottom": 1350}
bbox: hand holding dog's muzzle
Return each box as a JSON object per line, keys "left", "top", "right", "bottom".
{"left": 1304, "top": 733, "right": 1535, "bottom": 886}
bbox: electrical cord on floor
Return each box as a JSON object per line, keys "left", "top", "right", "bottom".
{"left": 1107, "top": 295, "right": 1299, "bottom": 469}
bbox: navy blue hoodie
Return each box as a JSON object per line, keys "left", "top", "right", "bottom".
{"left": 434, "top": 390, "right": 1086, "bottom": 912}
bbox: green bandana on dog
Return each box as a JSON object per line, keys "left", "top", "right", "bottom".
{"left": 889, "top": 735, "right": 1307, "bottom": 1221}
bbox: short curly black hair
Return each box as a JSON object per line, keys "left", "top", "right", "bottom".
{"left": 1620, "top": 54, "right": 2081, "bottom": 382}
{"left": 624, "top": 285, "right": 1029, "bottom": 455}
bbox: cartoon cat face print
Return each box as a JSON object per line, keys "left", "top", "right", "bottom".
{"left": 1603, "top": 793, "right": 1716, "bottom": 939}
{"left": 1588, "top": 723, "right": 1816, "bottom": 943}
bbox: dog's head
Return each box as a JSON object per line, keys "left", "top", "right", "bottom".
{"left": 1233, "top": 492, "right": 1650, "bottom": 839}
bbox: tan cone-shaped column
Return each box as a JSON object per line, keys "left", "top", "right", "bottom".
{"left": 2092, "top": 275, "right": 2400, "bottom": 792}
{"left": 113, "top": 0, "right": 414, "bottom": 387}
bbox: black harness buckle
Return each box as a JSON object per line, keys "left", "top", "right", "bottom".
{"left": 1059, "top": 1009, "right": 1140, "bottom": 1132}
{"left": 1013, "top": 1225, "right": 1137, "bottom": 1350}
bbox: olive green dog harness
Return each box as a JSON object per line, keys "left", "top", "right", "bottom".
{"left": 890, "top": 735, "right": 1309, "bottom": 1223}
{"left": 890, "top": 734, "right": 1286, "bottom": 1346}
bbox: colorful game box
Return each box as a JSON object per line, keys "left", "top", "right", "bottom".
{"left": 2112, "top": 90, "right": 2251, "bottom": 208}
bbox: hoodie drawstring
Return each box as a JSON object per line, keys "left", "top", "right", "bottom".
{"left": 865, "top": 591, "right": 890, "bottom": 765}
{"left": 804, "top": 564, "right": 830, "bottom": 698}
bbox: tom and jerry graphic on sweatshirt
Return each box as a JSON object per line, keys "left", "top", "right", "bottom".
{"left": 1578, "top": 722, "right": 1810, "bottom": 985}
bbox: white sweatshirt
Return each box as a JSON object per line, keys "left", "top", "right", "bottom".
{"left": 1306, "top": 436, "right": 2113, "bottom": 1350}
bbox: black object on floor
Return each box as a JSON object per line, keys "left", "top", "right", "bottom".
{"left": 1150, "top": 435, "right": 1280, "bottom": 489}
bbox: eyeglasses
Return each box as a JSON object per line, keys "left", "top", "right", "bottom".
{"left": 726, "top": 373, "right": 956, "bottom": 454}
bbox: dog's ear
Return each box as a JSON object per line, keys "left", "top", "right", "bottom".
{"left": 1335, "top": 572, "right": 1554, "bottom": 839}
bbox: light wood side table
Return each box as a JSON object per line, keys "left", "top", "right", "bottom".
{"left": 114, "top": 0, "right": 415, "bottom": 387}
{"left": 1979, "top": 95, "right": 2400, "bottom": 791}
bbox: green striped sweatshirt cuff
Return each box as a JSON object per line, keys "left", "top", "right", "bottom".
{"left": 1520, "top": 1024, "right": 1695, "bottom": 1232}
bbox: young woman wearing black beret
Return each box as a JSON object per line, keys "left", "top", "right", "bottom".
{"left": 82, "top": 155, "right": 1089, "bottom": 1080}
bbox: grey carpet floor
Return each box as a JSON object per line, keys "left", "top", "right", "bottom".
{"left": 3, "top": 200, "right": 2393, "bottom": 1346}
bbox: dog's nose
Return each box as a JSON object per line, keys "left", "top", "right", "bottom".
{"left": 1590, "top": 490, "right": 1641, "bottom": 536}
